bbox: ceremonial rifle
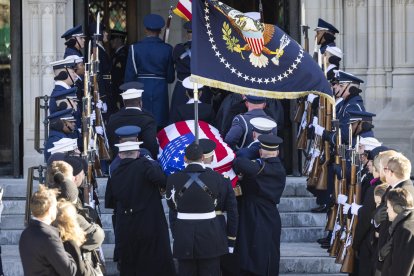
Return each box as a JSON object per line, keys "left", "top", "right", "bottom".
{"left": 316, "top": 98, "right": 331, "bottom": 190}
{"left": 163, "top": 6, "right": 173, "bottom": 43}
{"left": 341, "top": 137, "right": 362, "bottom": 273}
{"left": 301, "top": 25, "right": 310, "bottom": 53}
{"left": 297, "top": 98, "right": 312, "bottom": 150}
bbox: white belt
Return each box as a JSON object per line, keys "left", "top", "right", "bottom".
{"left": 138, "top": 74, "right": 165, "bottom": 80}
{"left": 177, "top": 211, "right": 216, "bottom": 220}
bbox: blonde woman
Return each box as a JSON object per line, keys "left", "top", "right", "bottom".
{"left": 55, "top": 200, "right": 90, "bottom": 276}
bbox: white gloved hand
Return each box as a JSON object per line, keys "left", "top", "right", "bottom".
{"left": 343, "top": 203, "right": 351, "bottom": 215}
{"left": 337, "top": 194, "right": 348, "bottom": 205}
{"left": 228, "top": 247, "right": 234, "bottom": 254}
{"left": 307, "top": 94, "right": 318, "bottom": 103}
{"left": 95, "top": 126, "right": 104, "bottom": 136}
{"left": 90, "top": 111, "right": 96, "bottom": 125}
{"left": 96, "top": 100, "right": 108, "bottom": 113}
{"left": 314, "top": 124, "right": 325, "bottom": 136}
{"left": 312, "top": 116, "right": 318, "bottom": 126}
{"left": 351, "top": 203, "right": 363, "bottom": 216}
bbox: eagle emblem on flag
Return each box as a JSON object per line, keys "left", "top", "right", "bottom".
{"left": 213, "top": 0, "right": 290, "bottom": 68}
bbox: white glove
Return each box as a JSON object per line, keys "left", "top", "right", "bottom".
{"left": 228, "top": 247, "right": 234, "bottom": 254}
{"left": 314, "top": 124, "right": 325, "bottom": 136}
{"left": 312, "top": 116, "right": 318, "bottom": 126}
{"left": 95, "top": 126, "right": 104, "bottom": 136}
{"left": 337, "top": 194, "right": 348, "bottom": 205}
{"left": 90, "top": 111, "right": 96, "bottom": 125}
{"left": 343, "top": 203, "right": 351, "bottom": 215}
{"left": 351, "top": 203, "right": 363, "bottom": 216}
{"left": 96, "top": 100, "right": 108, "bottom": 113}
{"left": 307, "top": 94, "right": 318, "bottom": 103}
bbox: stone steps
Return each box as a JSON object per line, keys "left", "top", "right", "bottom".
{"left": 0, "top": 243, "right": 341, "bottom": 276}
{"left": 0, "top": 177, "right": 340, "bottom": 275}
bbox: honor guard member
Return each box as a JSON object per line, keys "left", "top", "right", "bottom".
{"left": 88, "top": 22, "right": 113, "bottom": 117}
{"left": 224, "top": 95, "right": 276, "bottom": 151}
{"left": 170, "top": 77, "right": 216, "bottom": 125}
{"left": 61, "top": 24, "right": 85, "bottom": 58}
{"left": 313, "top": 71, "right": 367, "bottom": 145}
{"left": 314, "top": 18, "right": 339, "bottom": 66}
{"left": 124, "top": 13, "right": 175, "bottom": 128}
{"left": 199, "top": 138, "right": 239, "bottom": 275}
{"left": 236, "top": 117, "right": 277, "bottom": 160}
{"left": 233, "top": 134, "right": 286, "bottom": 276}
{"left": 107, "top": 82, "right": 159, "bottom": 159}
{"left": 324, "top": 46, "right": 343, "bottom": 82}
{"left": 44, "top": 109, "right": 77, "bottom": 161}
{"left": 49, "top": 56, "right": 79, "bottom": 112}
{"left": 107, "top": 125, "right": 153, "bottom": 177}
{"left": 108, "top": 141, "right": 175, "bottom": 275}
{"left": 170, "top": 21, "right": 192, "bottom": 116}
{"left": 166, "top": 143, "right": 229, "bottom": 276}
{"left": 110, "top": 29, "right": 129, "bottom": 109}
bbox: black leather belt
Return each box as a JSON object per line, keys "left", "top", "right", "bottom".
{"left": 102, "top": 75, "right": 111, "bottom": 80}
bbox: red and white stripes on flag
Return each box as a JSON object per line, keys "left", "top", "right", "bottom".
{"left": 244, "top": 36, "right": 264, "bottom": 56}
{"left": 174, "top": 0, "right": 192, "bottom": 21}
{"left": 157, "top": 120, "right": 238, "bottom": 186}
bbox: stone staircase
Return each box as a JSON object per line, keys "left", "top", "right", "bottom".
{"left": 0, "top": 177, "right": 342, "bottom": 275}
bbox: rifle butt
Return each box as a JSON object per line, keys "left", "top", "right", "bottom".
{"left": 335, "top": 241, "right": 346, "bottom": 264}
{"left": 340, "top": 247, "right": 355, "bottom": 273}
{"left": 98, "top": 136, "right": 111, "bottom": 160}
{"left": 297, "top": 129, "right": 308, "bottom": 150}
{"left": 316, "top": 164, "right": 328, "bottom": 190}
{"left": 329, "top": 234, "right": 341, "bottom": 257}
{"left": 325, "top": 206, "right": 337, "bottom": 231}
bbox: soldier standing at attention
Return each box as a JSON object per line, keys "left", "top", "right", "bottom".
{"left": 233, "top": 134, "right": 286, "bottom": 276}
{"left": 166, "top": 143, "right": 229, "bottom": 276}
{"left": 109, "top": 30, "right": 128, "bottom": 109}
{"left": 61, "top": 25, "right": 85, "bottom": 58}
{"left": 124, "top": 14, "right": 175, "bottom": 128}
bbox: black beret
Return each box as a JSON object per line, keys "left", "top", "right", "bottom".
{"left": 185, "top": 142, "right": 203, "bottom": 161}
{"left": 64, "top": 156, "right": 84, "bottom": 176}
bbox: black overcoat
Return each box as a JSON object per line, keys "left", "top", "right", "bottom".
{"left": 110, "top": 157, "right": 175, "bottom": 276}
{"left": 233, "top": 156, "right": 286, "bottom": 276}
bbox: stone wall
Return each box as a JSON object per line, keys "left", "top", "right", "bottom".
{"left": 22, "top": 0, "right": 74, "bottom": 173}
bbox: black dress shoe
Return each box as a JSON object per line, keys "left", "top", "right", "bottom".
{"left": 320, "top": 241, "right": 331, "bottom": 249}
{"left": 317, "top": 237, "right": 328, "bottom": 244}
{"left": 311, "top": 204, "right": 328, "bottom": 213}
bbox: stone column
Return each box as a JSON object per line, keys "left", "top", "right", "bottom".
{"left": 22, "top": 0, "right": 73, "bottom": 174}
{"left": 375, "top": 0, "right": 414, "bottom": 162}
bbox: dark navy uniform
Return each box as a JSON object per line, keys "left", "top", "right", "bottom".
{"left": 107, "top": 108, "right": 159, "bottom": 159}
{"left": 124, "top": 36, "right": 175, "bottom": 127}
{"left": 49, "top": 83, "right": 77, "bottom": 113}
{"left": 170, "top": 100, "right": 216, "bottom": 125}
{"left": 108, "top": 155, "right": 175, "bottom": 275}
{"left": 233, "top": 134, "right": 286, "bottom": 275}
{"left": 111, "top": 44, "right": 128, "bottom": 108}
{"left": 171, "top": 40, "right": 191, "bottom": 111}
{"left": 224, "top": 107, "right": 276, "bottom": 150}
{"left": 44, "top": 109, "right": 76, "bottom": 161}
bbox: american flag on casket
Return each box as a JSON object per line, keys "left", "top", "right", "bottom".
{"left": 157, "top": 120, "right": 238, "bottom": 187}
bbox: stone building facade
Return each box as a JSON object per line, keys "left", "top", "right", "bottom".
{"left": 19, "top": 0, "right": 414, "bottom": 174}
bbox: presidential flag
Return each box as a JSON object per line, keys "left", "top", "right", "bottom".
{"left": 174, "top": 0, "right": 192, "bottom": 21}
{"left": 191, "top": 0, "right": 333, "bottom": 102}
{"left": 157, "top": 120, "right": 237, "bottom": 186}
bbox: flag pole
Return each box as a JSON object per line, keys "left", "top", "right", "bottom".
{"left": 193, "top": 82, "right": 199, "bottom": 144}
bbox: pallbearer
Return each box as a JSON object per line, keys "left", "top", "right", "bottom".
{"left": 236, "top": 117, "right": 277, "bottom": 160}
{"left": 233, "top": 134, "right": 286, "bottom": 276}
{"left": 109, "top": 141, "right": 175, "bottom": 275}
